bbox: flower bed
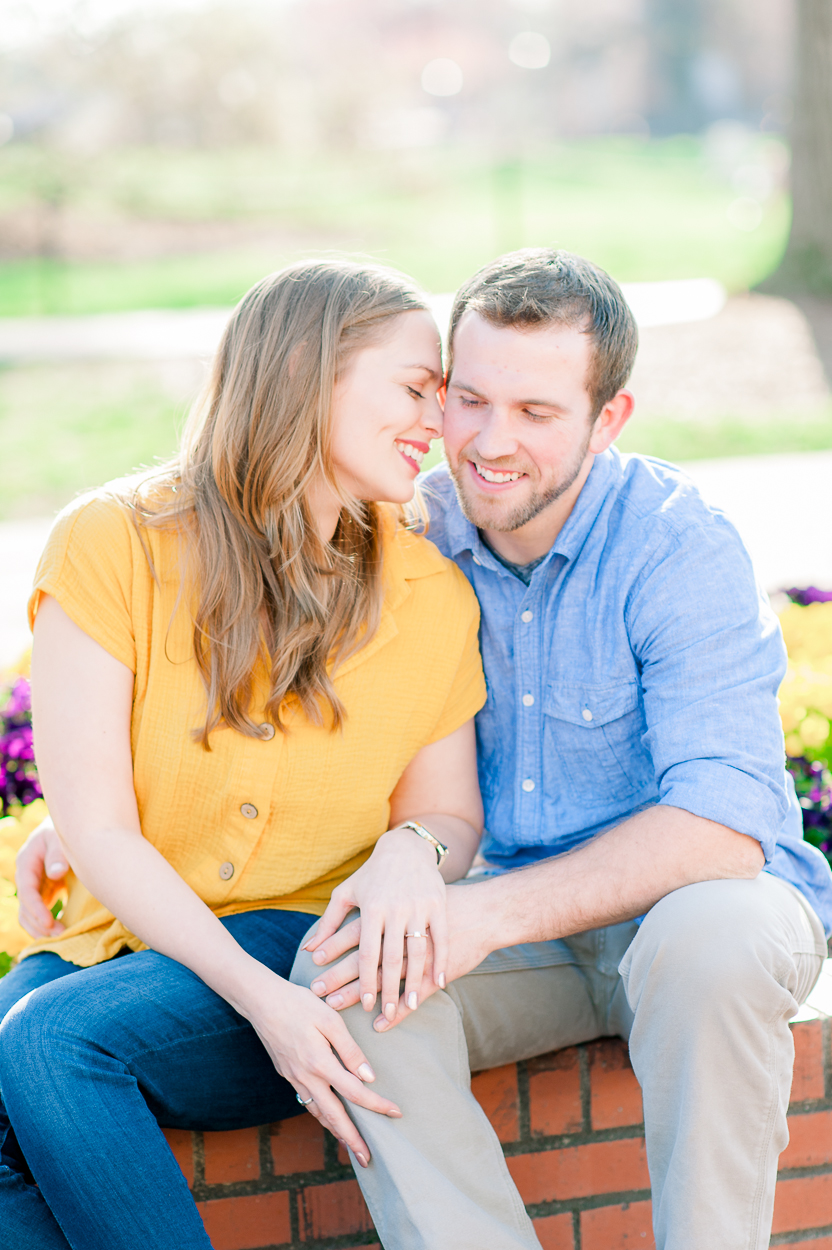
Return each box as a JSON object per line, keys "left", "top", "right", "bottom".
{"left": 2, "top": 593, "right": 832, "bottom": 976}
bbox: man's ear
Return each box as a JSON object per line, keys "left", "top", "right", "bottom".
{"left": 588, "top": 389, "right": 635, "bottom": 454}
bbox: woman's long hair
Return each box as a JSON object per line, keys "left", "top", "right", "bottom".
{"left": 129, "top": 260, "right": 431, "bottom": 747}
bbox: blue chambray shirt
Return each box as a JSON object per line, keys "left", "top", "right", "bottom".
{"left": 423, "top": 447, "right": 832, "bottom": 936}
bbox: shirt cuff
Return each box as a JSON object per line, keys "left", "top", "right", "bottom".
{"left": 658, "top": 759, "right": 787, "bottom": 864}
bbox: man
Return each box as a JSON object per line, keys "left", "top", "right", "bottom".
{"left": 292, "top": 249, "right": 832, "bottom": 1249}
{"left": 17, "top": 249, "right": 832, "bottom": 1249}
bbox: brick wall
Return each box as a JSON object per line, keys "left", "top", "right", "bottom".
{"left": 163, "top": 1019, "right": 832, "bottom": 1250}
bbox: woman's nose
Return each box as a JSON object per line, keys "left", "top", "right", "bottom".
{"left": 421, "top": 392, "right": 443, "bottom": 440}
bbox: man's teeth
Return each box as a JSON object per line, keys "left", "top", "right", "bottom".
{"left": 395, "top": 441, "right": 425, "bottom": 466}
{"left": 475, "top": 464, "right": 521, "bottom": 483}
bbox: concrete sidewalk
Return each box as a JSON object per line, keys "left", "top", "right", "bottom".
{"left": 3, "top": 447, "right": 831, "bottom": 671}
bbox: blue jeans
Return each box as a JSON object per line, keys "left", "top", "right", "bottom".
{"left": 0, "top": 908, "right": 314, "bottom": 1250}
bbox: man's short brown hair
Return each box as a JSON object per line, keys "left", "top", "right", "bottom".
{"left": 448, "top": 248, "right": 638, "bottom": 418}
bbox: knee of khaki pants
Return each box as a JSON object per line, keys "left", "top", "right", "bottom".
{"left": 619, "top": 874, "right": 824, "bottom": 1019}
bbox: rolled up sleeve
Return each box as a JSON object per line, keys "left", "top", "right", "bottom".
{"left": 626, "top": 514, "right": 789, "bottom": 862}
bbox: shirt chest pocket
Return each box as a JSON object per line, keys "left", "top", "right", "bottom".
{"left": 543, "top": 681, "right": 651, "bottom": 803}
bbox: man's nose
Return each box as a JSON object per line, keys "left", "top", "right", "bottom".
{"left": 472, "top": 411, "right": 519, "bottom": 462}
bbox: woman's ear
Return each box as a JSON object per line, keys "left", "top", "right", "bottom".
{"left": 589, "top": 389, "right": 635, "bottom": 454}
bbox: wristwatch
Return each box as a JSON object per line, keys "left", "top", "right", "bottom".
{"left": 399, "top": 819, "right": 449, "bottom": 869}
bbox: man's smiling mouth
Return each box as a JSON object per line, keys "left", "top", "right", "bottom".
{"left": 472, "top": 461, "right": 524, "bottom": 484}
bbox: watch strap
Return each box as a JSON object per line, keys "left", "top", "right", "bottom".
{"left": 398, "top": 819, "right": 449, "bottom": 868}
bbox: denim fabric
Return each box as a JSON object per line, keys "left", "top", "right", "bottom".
{"left": 0, "top": 908, "right": 312, "bottom": 1250}
{"left": 422, "top": 449, "right": 832, "bottom": 934}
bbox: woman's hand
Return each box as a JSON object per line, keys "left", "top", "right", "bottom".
{"left": 243, "top": 971, "right": 401, "bottom": 1166}
{"left": 303, "top": 826, "right": 447, "bottom": 1023}
{"left": 15, "top": 817, "right": 69, "bottom": 938}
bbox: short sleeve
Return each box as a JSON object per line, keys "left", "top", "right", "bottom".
{"left": 426, "top": 576, "right": 487, "bottom": 744}
{"left": 28, "top": 496, "right": 141, "bottom": 672}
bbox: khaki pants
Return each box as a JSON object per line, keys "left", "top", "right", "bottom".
{"left": 291, "top": 873, "right": 826, "bottom": 1250}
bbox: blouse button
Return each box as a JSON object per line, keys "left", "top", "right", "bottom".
{"left": 259, "top": 723, "right": 276, "bottom": 741}
{"left": 240, "top": 803, "right": 258, "bottom": 819}
{"left": 582, "top": 709, "right": 594, "bottom": 722}
{"left": 219, "top": 861, "right": 234, "bottom": 880}
{"left": 522, "top": 778, "right": 535, "bottom": 792}
{"left": 522, "top": 694, "right": 535, "bottom": 707}
{"left": 521, "top": 610, "right": 533, "bottom": 623}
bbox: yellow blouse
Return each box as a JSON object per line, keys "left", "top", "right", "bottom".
{"left": 25, "top": 493, "right": 486, "bottom": 967}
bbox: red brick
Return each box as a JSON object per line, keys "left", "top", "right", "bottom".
{"left": 203, "top": 1128, "right": 261, "bottom": 1185}
{"left": 790, "top": 1020, "right": 825, "bottom": 1103}
{"left": 528, "top": 1047, "right": 583, "bottom": 1136}
{"left": 581, "top": 1200, "right": 654, "bottom": 1250}
{"left": 533, "top": 1211, "right": 574, "bottom": 1249}
{"left": 772, "top": 1174, "right": 832, "bottom": 1234}
{"left": 270, "top": 1115, "right": 326, "bottom": 1174}
{"left": 472, "top": 1064, "right": 520, "bottom": 1143}
{"left": 507, "top": 1138, "right": 649, "bottom": 1204}
{"left": 589, "top": 1040, "right": 643, "bottom": 1129}
{"left": 298, "top": 1179, "right": 374, "bottom": 1241}
{"left": 781, "top": 1110, "right": 832, "bottom": 1169}
{"left": 197, "top": 1192, "right": 291, "bottom": 1249}
{"left": 162, "top": 1128, "right": 195, "bottom": 1187}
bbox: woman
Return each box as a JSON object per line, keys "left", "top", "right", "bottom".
{"left": 0, "top": 260, "right": 486, "bottom": 1250}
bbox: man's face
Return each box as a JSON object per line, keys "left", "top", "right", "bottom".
{"left": 442, "top": 312, "right": 598, "bottom": 534}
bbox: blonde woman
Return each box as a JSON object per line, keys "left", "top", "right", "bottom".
{"left": 0, "top": 261, "right": 485, "bottom": 1250}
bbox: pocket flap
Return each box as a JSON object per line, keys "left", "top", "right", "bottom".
{"left": 544, "top": 681, "right": 639, "bottom": 727}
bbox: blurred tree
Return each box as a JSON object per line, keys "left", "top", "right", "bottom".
{"left": 767, "top": 0, "right": 832, "bottom": 294}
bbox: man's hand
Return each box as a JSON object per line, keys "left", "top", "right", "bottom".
{"left": 15, "top": 818, "right": 69, "bottom": 938}
{"left": 308, "top": 882, "right": 491, "bottom": 1031}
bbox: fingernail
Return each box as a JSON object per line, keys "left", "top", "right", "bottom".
{"left": 357, "top": 1063, "right": 375, "bottom": 1082}
{"left": 374, "top": 1017, "right": 389, "bottom": 1032}
{"left": 407, "top": 991, "right": 418, "bottom": 1010}
{"left": 362, "top": 993, "right": 374, "bottom": 1010}
{"left": 355, "top": 1152, "right": 368, "bottom": 1168}
{"left": 384, "top": 1002, "right": 396, "bottom": 1021}
{"left": 438, "top": 972, "right": 446, "bottom": 989}
{"left": 311, "top": 980, "right": 327, "bottom": 995}
{"left": 48, "top": 864, "right": 65, "bottom": 876}
{"left": 327, "top": 993, "right": 344, "bottom": 1008}
{"left": 387, "top": 1108, "right": 402, "bottom": 1118}
{"left": 312, "top": 950, "right": 327, "bottom": 964}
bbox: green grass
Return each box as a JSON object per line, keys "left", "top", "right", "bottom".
{"left": 0, "top": 137, "right": 790, "bottom": 317}
{"left": 0, "top": 361, "right": 192, "bottom": 520}
{"left": 616, "top": 407, "right": 832, "bottom": 463}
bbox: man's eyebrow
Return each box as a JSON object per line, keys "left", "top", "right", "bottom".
{"left": 450, "top": 379, "right": 569, "bottom": 411}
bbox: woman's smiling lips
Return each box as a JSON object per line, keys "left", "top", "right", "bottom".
{"left": 467, "top": 459, "right": 526, "bottom": 491}
{"left": 394, "top": 439, "right": 430, "bottom": 472}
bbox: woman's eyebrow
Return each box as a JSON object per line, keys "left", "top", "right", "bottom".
{"left": 400, "top": 363, "right": 442, "bottom": 381}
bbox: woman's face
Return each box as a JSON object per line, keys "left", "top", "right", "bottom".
{"left": 329, "top": 310, "right": 444, "bottom": 504}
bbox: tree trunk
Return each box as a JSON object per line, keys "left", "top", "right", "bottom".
{"left": 767, "top": 0, "right": 832, "bottom": 294}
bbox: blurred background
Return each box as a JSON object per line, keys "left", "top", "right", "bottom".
{"left": 2, "top": 0, "right": 832, "bottom": 659}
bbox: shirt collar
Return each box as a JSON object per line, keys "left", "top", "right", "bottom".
{"left": 443, "top": 447, "right": 621, "bottom": 568}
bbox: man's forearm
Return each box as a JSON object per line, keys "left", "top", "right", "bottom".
{"left": 466, "top": 805, "right": 765, "bottom": 957}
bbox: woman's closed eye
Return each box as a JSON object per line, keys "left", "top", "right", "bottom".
{"left": 407, "top": 386, "right": 425, "bottom": 399}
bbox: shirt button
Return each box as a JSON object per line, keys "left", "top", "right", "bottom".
{"left": 582, "top": 709, "right": 594, "bottom": 722}
{"left": 522, "top": 694, "right": 535, "bottom": 707}
{"left": 259, "top": 723, "right": 275, "bottom": 740}
{"left": 240, "top": 803, "right": 258, "bottom": 819}
{"left": 522, "top": 778, "right": 535, "bottom": 792}
{"left": 219, "top": 861, "right": 234, "bottom": 880}
{"left": 521, "top": 610, "right": 533, "bottom": 623}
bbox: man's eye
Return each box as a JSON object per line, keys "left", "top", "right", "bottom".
{"left": 525, "top": 410, "right": 549, "bottom": 422}
{"left": 459, "top": 397, "right": 481, "bottom": 407}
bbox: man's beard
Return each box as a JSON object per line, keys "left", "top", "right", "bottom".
{"left": 449, "top": 433, "right": 591, "bottom": 534}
